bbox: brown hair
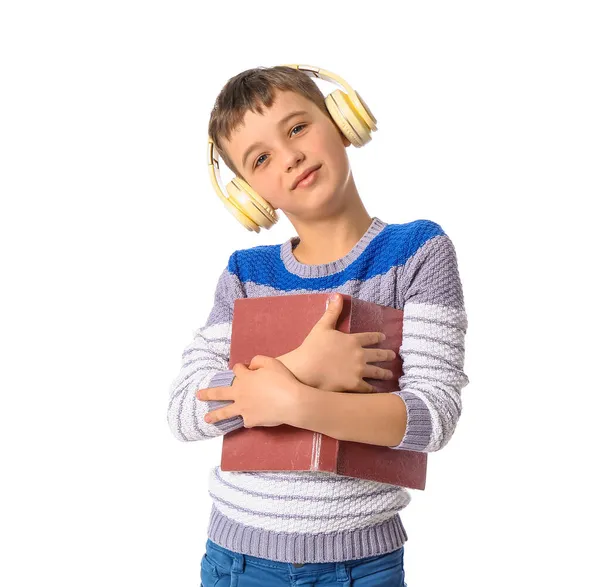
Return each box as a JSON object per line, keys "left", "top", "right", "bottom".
{"left": 208, "top": 65, "right": 329, "bottom": 179}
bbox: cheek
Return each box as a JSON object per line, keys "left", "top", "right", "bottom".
{"left": 247, "top": 174, "right": 270, "bottom": 193}
{"left": 326, "top": 143, "right": 350, "bottom": 177}
{"left": 319, "top": 130, "right": 347, "bottom": 164}
{"left": 250, "top": 178, "right": 282, "bottom": 207}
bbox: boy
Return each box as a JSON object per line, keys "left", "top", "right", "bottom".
{"left": 167, "top": 65, "right": 469, "bottom": 586}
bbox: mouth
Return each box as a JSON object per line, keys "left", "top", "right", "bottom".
{"left": 292, "top": 165, "right": 322, "bottom": 190}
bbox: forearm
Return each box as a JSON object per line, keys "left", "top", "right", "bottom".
{"left": 276, "top": 348, "right": 325, "bottom": 389}
{"left": 289, "top": 384, "right": 407, "bottom": 448}
{"left": 276, "top": 349, "right": 306, "bottom": 383}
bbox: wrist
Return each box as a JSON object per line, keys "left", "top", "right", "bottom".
{"left": 287, "top": 382, "right": 318, "bottom": 428}
{"left": 277, "top": 348, "right": 312, "bottom": 387}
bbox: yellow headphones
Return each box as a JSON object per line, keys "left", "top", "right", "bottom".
{"left": 207, "top": 64, "right": 378, "bottom": 233}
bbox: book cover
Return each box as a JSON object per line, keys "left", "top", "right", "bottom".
{"left": 220, "top": 293, "right": 427, "bottom": 489}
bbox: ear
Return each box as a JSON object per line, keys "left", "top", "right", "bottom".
{"left": 338, "top": 130, "right": 351, "bottom": 148}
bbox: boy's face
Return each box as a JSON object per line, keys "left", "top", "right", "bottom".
{"left": 221, "top": 89, "right": 352, "bottom": 221}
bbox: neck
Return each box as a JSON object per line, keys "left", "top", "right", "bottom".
{"left": 288, "top": 173, "right": 374, "bottom": 265}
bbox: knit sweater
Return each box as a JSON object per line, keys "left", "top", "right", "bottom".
{"left": 167, "top": 216, "right": 469, "bottom": 564}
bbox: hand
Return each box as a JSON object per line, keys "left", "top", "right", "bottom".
{"left": 196, "top": 356, "right": 301, "bottom": 428}
{"left": 283, "top": 293, "right": 397, "bottom": 393}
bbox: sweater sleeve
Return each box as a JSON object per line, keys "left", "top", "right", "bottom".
{"left": 388, "top": 223, "right": 470, "bottom": 452}
{"left": 166, "top": 253, "right": 245, "bottom": 442}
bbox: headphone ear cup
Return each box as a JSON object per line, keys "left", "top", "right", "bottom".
{"left": 225, "top": 177, "right": 279, "bottom": 230}
{"left": 354, "top": 90, "right": 377, "bottom": 131}
{"left": 221, "top": 186, "right": 261, "bottom": 232}
{"left": 325, "top": 89, "right": 372, "bottom": 147}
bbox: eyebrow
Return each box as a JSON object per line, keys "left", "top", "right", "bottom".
{"left": 241, "top": 110, "right": 309, "bottom": 170}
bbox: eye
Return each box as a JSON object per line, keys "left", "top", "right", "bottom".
{"left": 253, "top": 124, "right": 307, "bottom": 169}
{"left": 291, "top": 123, "right": 306, "bottom": 135}
{"left": 254, "top": 154, "right": 268, "bottom": 168}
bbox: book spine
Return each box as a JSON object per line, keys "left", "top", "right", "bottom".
{"left": 311, "top": 433, "right": 322, "bottom": 470}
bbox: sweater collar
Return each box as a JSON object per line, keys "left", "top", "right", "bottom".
{"left": 280, "top": 216, "right": 388, "bottom": 278}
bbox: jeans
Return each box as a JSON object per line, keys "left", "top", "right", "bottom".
{"left": 201, "top": 538, "right": 407, "bottom": 586}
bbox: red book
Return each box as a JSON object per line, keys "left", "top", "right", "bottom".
{"left": 220, "top": 293, "right": 427, "bottom": 489}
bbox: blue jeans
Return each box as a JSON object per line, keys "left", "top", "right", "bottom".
{"left": 201, "top": 538, "right": 407, "bottom": 586}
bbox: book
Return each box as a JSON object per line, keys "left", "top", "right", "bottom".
{"left": 220, "top": 293, "right": 427, "bottom": 489}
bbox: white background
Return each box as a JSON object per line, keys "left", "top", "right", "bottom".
{"left": 1, "top": 1, "right": 598, "bottom": 586}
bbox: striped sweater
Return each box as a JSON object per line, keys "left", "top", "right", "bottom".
{"left": 167, "top": 217, "right": 469, "bottom": 564}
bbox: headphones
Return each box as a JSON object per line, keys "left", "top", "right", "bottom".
{"left": 207, "top": 64, "right": 378, "bottom": 233}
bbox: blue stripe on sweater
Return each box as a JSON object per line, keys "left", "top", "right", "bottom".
{"left": 228, "top": 219, "right": 446, "bottom": 291}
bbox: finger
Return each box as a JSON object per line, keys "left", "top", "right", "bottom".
{"left": 196, "top": 386, "right": 229, "bottom": 401}
{"left": 352, "top": 331, "right": 386, "bottom": 347}
{"left": 232, "top": 362, "right": 249, "bottom": 376}
{"left": 253, "top": 355, "right": 290, "bottom": 376}
{"left": 362, "top": 365, "right": 396, "bottom": 381}
{"left": 363, "top": 348, "right": 396, "bottom": 363}
{"left": 353, "top": 378, "right": 376, "bottom": 393}
{"left": 204, "top": 405, "right": 239, "bottom": 424}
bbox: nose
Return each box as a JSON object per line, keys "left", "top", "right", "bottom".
{"left": 284, "top": 147, "right": 305, "bottom": 172}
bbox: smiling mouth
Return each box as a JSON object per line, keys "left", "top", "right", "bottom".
{"left": 294, "top": 166, "right": 321, "bottom": 190}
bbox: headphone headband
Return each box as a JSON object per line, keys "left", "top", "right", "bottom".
{"left": 283, "top": 65, "right": 377, "bottom": 131}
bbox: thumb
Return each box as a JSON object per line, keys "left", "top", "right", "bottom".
{"left": 319, "top": 293, "right": 343, "bottom": 328}
{"left": 248, "top": 354, "right": 268, "bottom": 370}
